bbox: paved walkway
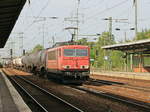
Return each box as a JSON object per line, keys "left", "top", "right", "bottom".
{"left": 0, "top": 73, "right": 19, "bottom": 112}
{"left": 0, "top": 70, "right": 31, "bottom": 112}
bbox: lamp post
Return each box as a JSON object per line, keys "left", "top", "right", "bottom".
{"left": 115, "top": 28, "right": 135, "bottom": 71}
{"left": 115, "top": 28, "right": 135, "bottom": 42}
{"left": 103, "top": 17, "right": 128, "bottom": 44}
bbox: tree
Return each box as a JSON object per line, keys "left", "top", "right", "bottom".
{"left": 135, "top": 29, "right": 150, "bottom": 40}
{"left": 32, "top": 44, "right": 44, "bottom": 53}
{"left": 76, "top": 29, "right": 150, "bottom": 70}
{"left": 76, "top": 32, "right": 124, "bottom": 70}
{"left": 77, "top": 38, "right": 88, "bottom": 45}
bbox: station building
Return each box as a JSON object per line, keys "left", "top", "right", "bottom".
{"left": 102, "top": 39, "right": 150, "bottom": 73}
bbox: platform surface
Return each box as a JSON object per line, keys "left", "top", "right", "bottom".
{"left": 0, "top": 70, "right": 31, "bottom": 112}
{"left": 91, "top": 70, "right": 150, "bottom": 81}
{"left": 0, "top": 73, "right": 19, "bottom": 112}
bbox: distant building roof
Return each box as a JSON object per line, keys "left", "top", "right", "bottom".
{"left": 102, "top": 39, "right": 150, "bottom": 53}
{"left": 0, "top": 0, "right": 26, "bottom": 48}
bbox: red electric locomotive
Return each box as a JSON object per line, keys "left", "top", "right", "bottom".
{"left": 22, "top": 44, "right": 90, "bottom": 83}
{"left": 47, "top": 45, "right": 90, "bottom": 82}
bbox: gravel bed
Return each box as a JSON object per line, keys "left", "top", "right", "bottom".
{"left": 4, "top": 68, "right": 148, "bottom": 112}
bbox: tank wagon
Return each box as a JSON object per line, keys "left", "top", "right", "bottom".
{"left": 13, "top": 57, "right": 23, "bottom": 69}
{"left": 22, "top": 45, "right": 90, "bottom": 83}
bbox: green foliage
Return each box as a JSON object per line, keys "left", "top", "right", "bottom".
{"left": 111, "top": 51, "right": 124, "bottom": 70}
{"left": 135, "top": 29, "right": 150, "bottom": 40}
{"left": 77, "top": 31, "right": 124, "bottom": 70}
{"left": 77, "top": 38, "right": 88, "bottom": 45}
{"left": 32, "top": 44, "right": 44, "bottom": 53}
{"left": 77, "top": 29, "right": 150, "bottom": 71}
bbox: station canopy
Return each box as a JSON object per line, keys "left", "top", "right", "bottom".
{"left": 102, "top": 39, "right": 150, "bottom": 53}
{"left": 0, "top": 0, "right": 26, "bottom": 48}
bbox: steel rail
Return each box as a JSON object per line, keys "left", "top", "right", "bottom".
{"left": 16, "top": 75, "right": 84, "bottom": 112}
{"left": 89, "top": 78, "right": 124, "bottom": 85}
{"left": 90, "top": 78, "right": 150, "bottom": 92}
{"left": 71, "top": 85, "right": 150, "bottom": 110}
{"left": 8, "top": 76, "right": 48, "bottom": 112}
{"left": 2, "top": 69, "right": 84, "bottom": 112}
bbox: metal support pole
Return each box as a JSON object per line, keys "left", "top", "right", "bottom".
{"left": 135, "top": 0, "right": 138, "bottom": 39}
{"left": 76, "top": 0, "right": 79, "bottom": 41}
{"left": 124, "top": 31, "right": 127, "bottom": 42}
{"left": 130, "top": 54, "right": 133, "bottom": 72}
{"left": 104, "top": 38, "right": 106, "bottom": 70}
{"left": 109, "top": 17, "right": 112, "bottom": 70}
{"left": 10, "top": 49, "right": 13, "bottom": 59}
{"left": 10, "top": 41, "right": 15, "bottom": 58}
{"left": 52, "top": 36, "right": 55, "bottom": 46}
{"left": 125, "top": 52, "right": 128, "bottom": 72}
{"left": 42, "top": 24, "right": 45, "bottom": 48}
{"left": 140, "top": 53, "right": 143, "bottom": 72}
{"left": 73, "top": 29, "right": 76, "bottom": 42}
{"left": 18, "top": 32, "right": 24, "bottom": 56}
{"left": 109, "top": 17, "right": 112, "bottom": 44}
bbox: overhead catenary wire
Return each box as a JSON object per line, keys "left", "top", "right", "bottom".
{"left": 85, "top": 0, "right": 129, "bottom": 21}
{"left": 79, "top": 0, "right": 130, "bottom": 35}
{"left": 23, "top": 0, "right": 52, "bottom": 49}
{"left": 24, "top": 20, "right": 65, "bottom": 48}
{"left": 25, "top": 0, "right": 129, "bottom": 47}
{"left": 23, "top": 0, "right": 51, "bottom": 32}
{"left": 81, "top": 0, "right": 105, "bottom": 10}
{"left": 81, "top": 0, "right": 129, "bottom": 29}
{"left": 14, "top": 0, "right": 148, "bottom": 53}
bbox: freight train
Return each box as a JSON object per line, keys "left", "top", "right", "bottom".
{"left": 13, "top": 44, "right": 90, "bottom": 84}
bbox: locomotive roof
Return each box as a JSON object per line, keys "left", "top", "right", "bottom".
{"left": 52, "top": 41, "right": 78, "bottom": 47}
{"left": 62, "top": 45, "right": 89, "bottom": 47}
{"left": 53, "top": 45, "right": 89, "bottom": 48}
{"left": 47, "top": 45, "right": 89, "bottom": 51}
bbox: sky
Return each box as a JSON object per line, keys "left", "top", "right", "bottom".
{"left": 1, "top": 0, "right": 150, "bottom": 57}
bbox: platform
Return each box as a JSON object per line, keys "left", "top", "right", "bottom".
{"left": 0, "top": 70, "right": 31, "bottom": 112}
{"left": 91, "top": 70, "right": 150, "bottom": 81}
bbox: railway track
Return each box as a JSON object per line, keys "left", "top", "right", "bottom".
{"left": 7, "top": 75, "right": 84, "bottom": 112}
{"left": 4, "top": 69, "right": 150, "bottom": 111}
{"left": 89, "top": 78, "right": 150, "bottom": 92}
{"left": 71, "top": 85, "right": 150, "bottom": 111}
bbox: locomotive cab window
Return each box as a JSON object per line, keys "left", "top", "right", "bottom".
{"left": 76, "top": 49, "right": 88, "bottom": 56}
{"left": 64, "top": 49, "right": 75, "bottom": 57}
{"left": 64, "top": 49, "right": 88, "bottom": 57}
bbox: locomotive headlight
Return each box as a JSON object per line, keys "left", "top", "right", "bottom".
{"left": 85, "top": 65, "right": 89, "bottom": 69}
{"left": 63, "top": 65, "right": 70, "bottom": 69}
{"left": 81, "top": 65, "right": 89, "bottom": 69}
